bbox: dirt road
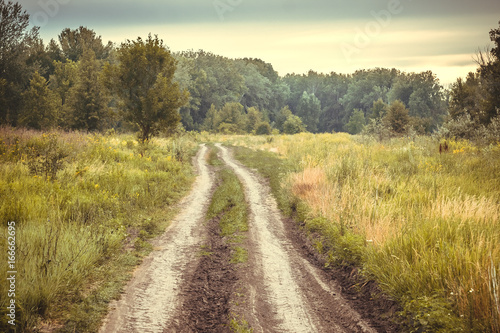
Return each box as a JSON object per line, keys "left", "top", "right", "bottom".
{"left": 100, "top": 144, "right": 381, "bottom": 332}
{"left": 99, "top": 144, "right": 214, "bottom": 333}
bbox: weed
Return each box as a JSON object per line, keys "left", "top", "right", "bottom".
{"left": 0, "top": 127, "right": 196, "bottom": 331}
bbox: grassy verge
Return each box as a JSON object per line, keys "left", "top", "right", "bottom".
{"left": 206, "top": 146, "right": 252, "bottom": 332}
{"left": 0, "top": 127, "right": 197, "bottom": 332}
{"left": 229, "top": 133, "right": 500, "bottom": 333}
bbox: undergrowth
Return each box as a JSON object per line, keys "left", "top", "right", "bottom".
{"left": 0, "top": 126, "right": 197, "bottom": 332}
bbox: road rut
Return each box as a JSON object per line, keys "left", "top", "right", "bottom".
{"left": 99, "top": 144, "right": 214, "bottom": 333}
{"left": 216, "top": 143, "right": 376, "bottom": 333}
{"left": 100, "top": 143, "right": 380, "bottom": 332}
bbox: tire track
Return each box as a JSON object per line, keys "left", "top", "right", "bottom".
{"left": 216, "top": 143, "right": 377, "bottom": 333}
{"left": 99, "top": 144, "right": 214, "bottom": 333}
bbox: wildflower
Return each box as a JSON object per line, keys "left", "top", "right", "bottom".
{"left": 469, "top": 288, "right": 474, "bottom": 293}
{"left": 95, "top": 184, "right": 99, "bottom": 189}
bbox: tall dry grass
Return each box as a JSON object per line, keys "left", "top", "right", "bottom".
{"left": 222, "top": 132, "right": 500, "bottom": 332}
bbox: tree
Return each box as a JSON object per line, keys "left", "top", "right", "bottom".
{"left": 19, "top": 71, "right": 58, "bottom": 129}
{"left": 202, "top": 104, "right": 218, "bottom": 132}
{"left": 245, "top": 107, "right": 263, "bottom": 133}
{"left": 112, "top": 35, "right": 188, "bottom": 142}
{"left": 275, "top": 105, "right": 293, "bottom": 132}
{"left": 255, "top": 122, "right": 272, "bottom": 135}
{"left": 283, "top": 115, "right": 306, "bottom": 134}
{"left": 0, "top": 0, "right": 39, "bottom": 125}
{"left": 344, "top": 109, "right": 365, "bottom": 134}
{"left": 370, "top": 98, "right": 388, "bottom": 119}
{"left": 478, "top": 21, "right": 500, "bottom": 124}
{"left": 216, "top": 102, "right": 246, "bottom": 133}
{"left": 58, "top": 26, "right": 113, "bottom": 62}
{"left": 296, "top": 91, "right": 321, "bottom": 133}
{"left": 67, "top": 49, "right": 111, "bottom": 131}
{"left": 383, "top": 100, "right": 410, "bottom": 135}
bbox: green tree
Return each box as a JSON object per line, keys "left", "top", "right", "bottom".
{"left": 202, "top": 104, "right": 219, "bottom": 132}
{"left": 255, "top": 122, "right": 272, "bottom": 135}
{"left": 19, "top": 71, "right": 58, "bottom": 129}
{"left": 344, "top": 108, "right": 365, "bottom": 134}
{"left": 283, "top": 114, "right": 306, "bottom": 134}
{"left": 383, "top": 100, "right": 410, "bottom": 135}
{"left": 478, "top": 21, "right": 500, "bottom": 124}
{"left": 50, "top": 59, "right": 78, "bottom": 127}
{"left": 246, "top": 107, "right": 263, "bottom": 133}
{"left": 275, "top": 105, "right": 293, "bottom": 132}
{"left": 113, "top": 35, "right": 188, "bottom": 142}
{"left": 0, "top": 0, "right": 39, "bottom": 125}
{"left": 370, "top": 98, "right": 388, "bottom": 119}
{"left": 296, "top": 91, "right": 321, "bottom": 133}
{"left": 216, "top": 102, "right": 246, "bottom": 133}
{"left": 58, "top": 26, "right": 113, "bottom": 62}
{"left": 67, "top": 49, "right": 111, "bottom": 131}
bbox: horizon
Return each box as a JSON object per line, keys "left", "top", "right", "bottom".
{"left": 21, "top": 0, "right": 500, "bottom": 86}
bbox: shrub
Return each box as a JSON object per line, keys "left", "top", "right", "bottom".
{"left": 255, "top": 122, "right": 272, "bottom": 135}
{"left": 23, "top": 133, "right": 69, "bottom": 181}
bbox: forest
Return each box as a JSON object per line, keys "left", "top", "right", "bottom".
{"left": 1, "top": 0, "right": 499, "bottom": 142}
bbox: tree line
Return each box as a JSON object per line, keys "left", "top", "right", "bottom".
{"left": 1, "top": 1, "right": 499, "bottom": 141}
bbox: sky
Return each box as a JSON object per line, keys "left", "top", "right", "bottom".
{"left": 20, "top": 0, "right": 500, "bottom": 86}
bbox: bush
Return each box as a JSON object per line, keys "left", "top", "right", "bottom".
{"left": 23, "top": 133, "right": 69, "bottom": 181}
{"left": 255, "top": 122, "right": 272, "bottom": 135}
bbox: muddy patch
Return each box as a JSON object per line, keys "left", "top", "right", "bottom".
{"left": 168, "top": 213, "right": 238, "bottom": 333}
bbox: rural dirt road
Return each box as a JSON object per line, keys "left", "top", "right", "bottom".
{"left": 99, "top": 144, "right": 385, "bottom": 333}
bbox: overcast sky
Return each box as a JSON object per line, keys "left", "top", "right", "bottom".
{"left": 21, "top": 0, "right": 500, "bottom": 85}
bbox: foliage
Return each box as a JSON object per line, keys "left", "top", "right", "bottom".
{"left": 445, "top": 21, "right": 500, "bottom": 138}
{"left": 23, "top": 132, "right": 68, "bottom": 181}
{"left": 295, "top": 91, "right": 321, "bottom": 133}
{"left": 255, "top": 122, "right": 272, "bottom": 135}
{"left": 19, "top": 72, "right": 59, "bottom": 130}
{"left": 0, "top": 0, "right": 39, "bottom": 125}
{"left": 344, "top": 108, "right": 365, "bottom": 134}
{"left": 58, "top": 26, "right": 113, "bottom": 62}
{"left": 112, "top": 34, "right": 189, "bottom": 142}
{"left": 67, "top": 48, "right": 112, "bottom": 131}
{"left": 383, "top": 100, "right": 411, "bottom": 135}
{"left": 283, "top": 115, "right": 306, "bottom": 134}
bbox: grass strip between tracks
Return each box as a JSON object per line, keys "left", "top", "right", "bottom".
{"left": 206, "top": 146, "right": 253, "bottom": 332}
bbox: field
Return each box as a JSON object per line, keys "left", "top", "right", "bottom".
{"left": 1, "top": 128, "right": 500, "bottom": 332}
{"left": 216, "top": 132, "right": 500, "bottom": 332}
{"left": 0, "top": 127, "right": 197, "bottom": 331}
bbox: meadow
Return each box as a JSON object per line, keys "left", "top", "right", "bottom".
{"left": 0, "top": 127, "right": 197, "bottom": 331}
{"left": 216, "top": 132, "right": 500, "bottom": 332}
{"left": 2, "top": 128, "right": 499, "bottom": 332}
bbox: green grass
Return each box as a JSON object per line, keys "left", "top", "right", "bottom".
{"left": 205, "top": 146, "right": 251, "bottom": 332}
{"left": 206, "top": 148, "right": 249, "bottom": 264}
{"left": 227, "top": 133, "right": 500, "bottom": 333}
{"left": 0, "top": 127, "right": 197, "bottom": 332}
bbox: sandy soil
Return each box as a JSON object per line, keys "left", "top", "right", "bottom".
{"left": 99, "top": 143, "right": 397, "bottom": 333}
{"left": 99, "top": 144, "right": 214, "bottom": 333}
{"left": 216, "top": 144, "right": 377, "bottom": 333}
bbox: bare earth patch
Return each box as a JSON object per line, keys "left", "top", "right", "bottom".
{"left": 99, "top": 143, "right": 395, "bottom": 332}
{"left": 99, "top": 144, "right": 214, "bottom": 333}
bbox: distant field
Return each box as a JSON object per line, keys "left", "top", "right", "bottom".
{"left": 216, "top": 132, "right": 500, "bottom": 332}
